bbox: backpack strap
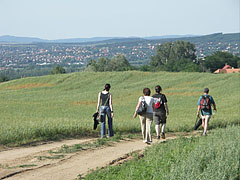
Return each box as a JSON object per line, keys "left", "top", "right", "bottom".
{"left": 159, "top": 93, "right": 163, "bottom": 100}
{"left": 200, "top": 95, "right": 205, "bottom": 109}
{"left": 139, "top": 96, "right": 145, "bottom": 102}
{"left": 206, "top": 95, "right": 210, "bottom": 109}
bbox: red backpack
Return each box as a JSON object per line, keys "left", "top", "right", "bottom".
{"left": 155, "top": 96, "right": 163, "bottom": 109}
{"left": 200, "top": 95, "right": 210, "bottom": 110}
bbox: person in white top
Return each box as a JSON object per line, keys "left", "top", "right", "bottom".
{"left": 133, "top": 88, "right": 154, "bottom": 144}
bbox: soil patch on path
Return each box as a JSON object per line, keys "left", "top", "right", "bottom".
{"left": 0, "top": 131, "right": 200, "bottom": 180}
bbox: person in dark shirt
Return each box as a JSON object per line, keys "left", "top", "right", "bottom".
{"left": 96, "top": 83, "right": 114, "bottom": 138}
{"left": 152, "top": 85, "right": 169, "bottom": 139}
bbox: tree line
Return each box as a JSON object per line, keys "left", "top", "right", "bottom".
{"left": 0, "top": 65, "right": 81, "bottom": 83}
{"left": 86, "top": 40, "right": 240, "bottom": 73}
{"left": 85, "top": 55, "right": 133, "bottom": 72}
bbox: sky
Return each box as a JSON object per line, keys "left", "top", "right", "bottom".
{"left": 0, "top": 0, "right": 239, "bottom": 40}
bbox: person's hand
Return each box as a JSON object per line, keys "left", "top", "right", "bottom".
{"left": 133, "top": 112, "right": 137, "bottom": 118}
{"left": 197, "top": 111, "right": 200, "bottom": 117}
{"left": 111, "top": 112, "right": 114, "bottom": 118}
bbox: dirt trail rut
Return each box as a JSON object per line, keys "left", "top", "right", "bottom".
{"left": 0, "top": 132, "right": 199, "bottom": 180}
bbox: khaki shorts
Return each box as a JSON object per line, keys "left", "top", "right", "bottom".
{"left": 201, "top": 115, "right": 211, "bottom": 123}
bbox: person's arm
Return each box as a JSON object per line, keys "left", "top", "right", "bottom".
{"left": 152, "top": 97, "right": 155, "bottom": 109}
{"left": 133, "top": 101, "right": 141, "bottom": 118}
{"left": 213, "top": 104, "right": 216, "bottom": 111}
{"left": 164, "top": 103, "right": 169, "bottom": 115}
{"left": 197, "top": 105, "right": 201, "bottom": 116}
{"left": 109, "top": 93, "right": 114, "bottom": 118}
{"left": 163, "top": 95, "right": 169, "bottom": 115}
{"left": 211, "top": 96, "right": 217, "bottom": 111}
{"left": 197, "top": 96, "right": 201, "bottom": 116}
{"left": 96, "top": 92, "right": 101, "bottom": 112}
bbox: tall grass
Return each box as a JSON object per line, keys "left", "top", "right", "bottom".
{"left": 84, "top": 125, "right": 240, "bottom": 180}
{"left": 0, "top": 71, "right": 239, "bottom": 145}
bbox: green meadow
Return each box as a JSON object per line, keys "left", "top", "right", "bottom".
{"left": 84, "top": 125, "right": 240, "bottom": 180}
{"left": 0, "top": 71, "right": 239, "bottom": 145}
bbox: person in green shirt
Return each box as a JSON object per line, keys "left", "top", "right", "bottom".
{"left": 197, "top": 88, "right": 216, "bottom": 136}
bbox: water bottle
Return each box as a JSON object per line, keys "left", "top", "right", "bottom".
{"left": 212, "top": 110, "right": 216, "bottom": 115}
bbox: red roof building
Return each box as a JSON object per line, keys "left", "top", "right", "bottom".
{"left": 214, "top": 64, "right": 240, "bottom": 74}
{"left": 222, "top": 64, "right": 232, "bottom": 70}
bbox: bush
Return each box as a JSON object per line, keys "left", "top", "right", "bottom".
{"left": 0, "top": 74, "right": 9, "bottom": 82}
{"left": 86, "top": 55, "right": 132, "bottom": 72}
{"left": 51, "top": 65, "right": 66, "bottom": 74}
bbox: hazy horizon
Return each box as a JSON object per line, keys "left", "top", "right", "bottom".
{"left": 0, "top": 0, "right": 239, "bottom": 40}
{"left": 0, "top": 34, "right": 204, "bottom": 40}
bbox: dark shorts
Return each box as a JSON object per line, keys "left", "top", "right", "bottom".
{"left": 153, "top": 111, "right": 166, "bottom": 125}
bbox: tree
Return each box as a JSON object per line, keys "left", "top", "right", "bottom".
{"left": 150, "top": 41, "right": 197, "bottom": 71}
{"left": 97, "top": 57, "right": 109, "bottom": 71}
{"left": 139, "top": 65, "right": 151, "bottom": 72}
{"left": 51, "top": 65, "right": 66, "bottom": 74}
{"left": 0, "top": 74, "right": 9, "bottom": 82}
{"left": 150, "top": 42, "right": 172, "bottom": 68}
{"left": 85, "top": 55, "right": 132, "bottom": 72}
{"left": 204, "top": 51, "right": 240, "bottom": 72}
{"left": 85, "top": 60, "right": 97, "bottom": 72}
{"left": 107, "top": 55, "right": 131, "bottom": 71}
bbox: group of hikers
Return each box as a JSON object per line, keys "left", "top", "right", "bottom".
{"left": 95, "top": 84, "right": 216, "bottom": 144}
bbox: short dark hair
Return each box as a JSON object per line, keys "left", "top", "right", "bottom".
{"left": 143, "top": 88, "right": 151, "bottom": 96}
{"left": 104, "top": 83, "right": 111, "bottom": 91}
{"left": 155, "top": 85, "right": 162, "bottom": 93}
{"left": 204, "top": 88, "right": 209, "bottom": 93}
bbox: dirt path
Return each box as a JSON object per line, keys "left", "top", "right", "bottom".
{"left": 0, "top": 132, "right": 199, "bottom": 180}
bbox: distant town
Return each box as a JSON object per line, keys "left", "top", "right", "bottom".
{"left": 0, "top": 33, "right": 239, "bottom": 71}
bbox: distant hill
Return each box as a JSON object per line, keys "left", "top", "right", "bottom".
{"left": 144, "top": 34, "right": 199, "bottom": 40}
{"left": 0, "top": 34, "right": 199, "bottom": 43}
{"left": 0, "top": 35, "right": 47, "bottom": 43}
{"left": 0, "top": 35, "right": 115, "bottom": 43}
{"left": 148, "top": 32, "right": 240, "bottom": 56}
{"left": 52, "top": 37, "right": 116, "bottom": 43}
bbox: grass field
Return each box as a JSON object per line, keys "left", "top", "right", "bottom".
{"left": 0, "top": 71, "right": 239, "bottom": 145}
{"left": 84, "top": 125, "right": 240, "bottom": 180}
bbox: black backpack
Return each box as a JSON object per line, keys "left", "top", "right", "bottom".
{"left": 136, "top": 96, "right": 147, "bottom": 115}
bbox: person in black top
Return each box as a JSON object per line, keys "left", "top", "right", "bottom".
{"left": 96, "top": 83, "right": 114, "bottom": 138}
{"left": 152, "top": 85, "right": 169, "bottom": 139}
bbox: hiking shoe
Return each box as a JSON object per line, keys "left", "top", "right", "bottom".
{"left": 157, "top": 136, "right": 160, "bottom": 140}
{"left": 145, "top": 141, "right": 151, "bottom": 145}
{"left": 203, "top": 132, "right": 207, "bottom": 136}
{"left": 161, "top": 133, "right": 165, "bottom": 139}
